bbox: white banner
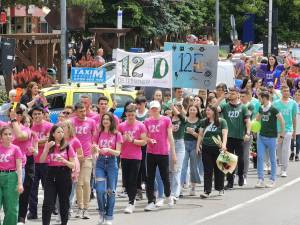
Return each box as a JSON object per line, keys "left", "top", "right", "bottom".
{"left": 116, "top": 49, "right": 172, "bottom": 88}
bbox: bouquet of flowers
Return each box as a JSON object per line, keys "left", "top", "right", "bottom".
{"left": 212, "top": 136, "right": 238, "bottom": 174}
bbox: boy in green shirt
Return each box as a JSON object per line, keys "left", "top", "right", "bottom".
{"left": 219, "top": 87, "right": 251, "bottom": 189}
{"left": 255, "top": 91, "right": 285, "bottom": 188}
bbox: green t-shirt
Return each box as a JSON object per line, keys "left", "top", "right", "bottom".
{"left": 273, "top": 99, "right": 298, "bottom": 132}
{"left": 184, "top": 119, "right": 201, "bottom": 141}
{"left": 259, "top": 105, "right": 279, "bottom": 138}
{"left": 172, "top": 115, "right": 186, "bottom": 140}
{"left": 221, "top": 103, "right": 249, "bottom": 140}
{"left": 200, "top": 118, "right": 228, "bottom": 147}
{"left": 245, "top": 102, "right": 255, "bottom": 120}
{"left": 136, "top": 110, "right": 148, "bottom": 122}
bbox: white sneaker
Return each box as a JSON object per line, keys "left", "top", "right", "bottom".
{"left": 155, "top": 198, "right": 164, "bottom": 207}
{"left": 200, "top": 192, "right": 210, "bottom": 199}
{"left": 255, "top": 179, "right": 265, "bottom": 188}
{"left": 82, "top": 209, "right": 90, "bottom": 219}
{"left": 104, "top": 220, "right": 113, "bottom": 225}
{"left": 189, "top": 188, "right": 196, "bottom": 196}
{"left": 243, "top": 178, "right": 247, "bottom": 186}
{"left": 144, "top": 202, "right": 158, "bottom": 211}
{"left": 218, "top": 190, "right": 225, "bottom": 196}
{"left": 265, "top": 180, "right": 275, "bottom": 188}
{"left": 281, "top": 171, "right": 287, "bottom": 177}
{"left": 167, "top": 196, "right": 174, "bottom": 208}
{"left": 124, "top": 204, "right": 135, "bottom": 214}
{"left": 17, "top": 223, "right": 25, "bottom": 225}
{"left": 75, "top": 208, "right": 83, "bottom": 218}
{"left": 98, "top": 213, "right": 104, "bottom": 225}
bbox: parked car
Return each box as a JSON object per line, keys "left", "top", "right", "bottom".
{"left": 42, "top": 83, "right": 136, "bottom": 123}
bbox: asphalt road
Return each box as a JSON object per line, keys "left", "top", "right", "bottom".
{"left": 25, "top": 160, "right": 300, "bottom": 225}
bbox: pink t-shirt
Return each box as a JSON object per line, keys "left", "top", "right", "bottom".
{"left": 71, "top": 117, "right": 96, "bottom": 158}
{"left": 31, "top": 121, "right": 53, "bottom": 163}
{"left": 47, "top": 145, "right": 76, "bottom": 167}
{"left": 0, "top": 144, "right": 23, "bottom": 170}
{"left": 118, "top": 121, "right": 146, "bottom": 160}
{"left": 144, "top": 116, "right": 172, "bottom": 155}
{"left": 87, "top": 111, "right": 99, "bottom": 121}
{"left": 69, "top": 137, "right": 82, "bottom": 153}
{"left": 12, "top": 124, "right": 32, "bottom": 167}
{"left": 0, "top": 121, "right": 7, "bottom": 127}
{"left": 96, "top": 131, "right": 123, "bottom": 156}
{"left": 94, "top": 113, "right": 120, "bottom": 130}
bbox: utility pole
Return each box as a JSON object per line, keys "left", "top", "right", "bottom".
{"left": 60, "top": 0, "right": 67, "bottom": 83}
{"left": 215, "top": 0, "right": 220, "bottom": 46}
{"left": 268, "top": 0, "right": 273, "bottom": 55}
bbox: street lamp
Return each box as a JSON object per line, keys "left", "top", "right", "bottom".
{"left": 268, "top": 0, "right": 273, "bottom": 55}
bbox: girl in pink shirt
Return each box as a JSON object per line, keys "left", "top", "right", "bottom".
{"left": 9, "top": 108, "right": 38, "bottom": 224}
{"left": 92, "top": 113, "right": 122, "bottom": 225}
{"left": 40, "top": 125, "right": 75, "bottom": 225}
{"left": 118, "top": 105, "right": 147, "bottom": 214}
{"left": 143, "top": 101, "right": 177, "bottom": 211}
{"left": 0, "top": 126, "right": 23, "bottom": 225}
{"left": 61, "top": 120, "right": 83, "bottom": 213}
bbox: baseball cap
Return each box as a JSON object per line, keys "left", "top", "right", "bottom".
{"left": 267, "top": 82, "right": 274, "bottom": 88}
{"left": 149, "top": 100, "right": 161, "bottom": 109}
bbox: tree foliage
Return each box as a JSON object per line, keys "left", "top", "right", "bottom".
{"left": 4, "top": 0, "right": 300, "bottom": 44}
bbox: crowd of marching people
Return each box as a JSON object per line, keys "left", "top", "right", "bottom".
{"left": 0, "top": 52, "right": 299, "bottom": 225}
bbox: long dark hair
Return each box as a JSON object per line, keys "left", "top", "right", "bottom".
{"left": 241, "top": 77, "right": 251, "bottom": 90}
{"left": 204, "top": 105, "right": 220, "bottom": 127}
{"left": 48, "top": 125, "right": 67, "bottom": 153}
{"left": 267, "top": 55, "right": 278, "bottom": 71}
{"left": 121, "top": 101, "right": 133, "bottom": 122}
{"left": 100, "top": 112, "right": 117, "bottom": 134}
{"left": 186, "top": 104, "right": 201, "bottom": 119}
{"left": 194, "top": 95, "right": 205, "bottom": 109}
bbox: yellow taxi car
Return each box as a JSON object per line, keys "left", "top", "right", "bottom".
{"left": 42, "top": 83, "right": 136, "bottom": 123}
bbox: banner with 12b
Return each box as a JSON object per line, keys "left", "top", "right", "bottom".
{"left": 164, "top": 42, "right": 218, "bottom": 90}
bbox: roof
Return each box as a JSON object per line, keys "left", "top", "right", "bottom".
{"left": 41, "top": 83, "right": 136, "bottom": 93}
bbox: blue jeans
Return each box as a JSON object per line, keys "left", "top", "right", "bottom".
{"left": 291, "top": 134, "right": 300, "bottom": 155}
{"left": 297, "top": 135, "right": 300, "bottom": 155}
{"left": 170, "top": 139, "right": 185, "bottom": 197}
{"left": 95, "top": 156, "right": 118, "bottom": 221}
{"left": 69, "top": 182, "right": 77, "bottom": 207}
{"left": 257, "top": 135, "right": 277, "bottom": 181}
{"left": 181, "top": 140, "right": 201, "bottom": 185}
{"left": 154, "top": 168, "right": 164, "bottom": 198}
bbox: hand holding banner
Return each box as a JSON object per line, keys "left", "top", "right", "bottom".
{"left": 116, "top": 49, "right": 172, "bottom": 88}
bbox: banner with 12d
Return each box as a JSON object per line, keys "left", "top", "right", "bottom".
{"left": 116, "top": 49, "right": 172, "bottom": 88}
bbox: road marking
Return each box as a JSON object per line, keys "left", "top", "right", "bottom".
{"left": 189, "top": 176, "right": 300, "bottom": 225}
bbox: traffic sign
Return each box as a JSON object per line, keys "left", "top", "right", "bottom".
{"left": 71, "top": 67, "right": 106, "bottom": 83}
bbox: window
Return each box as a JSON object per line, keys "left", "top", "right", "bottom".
{"left": 73, "top": 92, "right": 104, "bottom": 105}
{"left": 111, "top": 94, "right": 134, "bottom": 108}
{"left": 46, "top": 93, "right": 67, "bottom": 110}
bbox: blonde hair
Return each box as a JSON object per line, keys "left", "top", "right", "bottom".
{"left": 61, "top": 120, "right": 76, "bottom": 138}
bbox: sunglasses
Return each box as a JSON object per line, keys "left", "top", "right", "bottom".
{"left": 63, "top": 111, "right": 71, "bottom": 115}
